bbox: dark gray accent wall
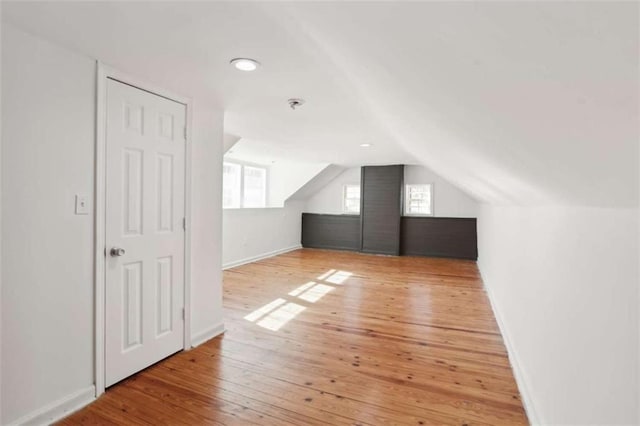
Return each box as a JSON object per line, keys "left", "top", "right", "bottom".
{"left": 301, "top": 213, "right": 361, "bottom": 251}
{"left": 400, "top": 217, "right": 478, "bottom": 260}
{"left": 360, "top": 165, "right": 404, "bottom": 255}
{"left": 301, "top": 165, "right": 478, "bottom": 261}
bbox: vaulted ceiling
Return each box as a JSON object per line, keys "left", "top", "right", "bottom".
{"left": 4, "top": 1, "right": 638, "bottom": 206}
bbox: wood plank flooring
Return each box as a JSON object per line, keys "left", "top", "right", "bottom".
{"left": 59, "top": 249, "right": 528, "bottom": 425}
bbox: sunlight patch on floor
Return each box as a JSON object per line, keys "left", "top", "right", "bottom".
{"left": 317, "top": 269, "right": 337, "bottom": 280}
{"left": 244, "top": 298, "right": 287, "bottom": 322}
{"left": 256, "top": 303, "right": 307, "bottom": 331}
{"left": 244, "top": 269, "right": 354, "bottom": 331}
{"left": 325, "top": 270, "right": 353, "bottom": 285}
{"left": 288, "top": 281, "right": 316, "bottom": 297}
{"left": 298, "top": 283, "right": 335, "bottom": 303}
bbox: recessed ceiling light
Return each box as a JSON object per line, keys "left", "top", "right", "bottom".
{"left": 230, "top": 58, "right": 260, "bottom": 71}
{"left": 360, "top": 143, "right": 372, "bottom": 148}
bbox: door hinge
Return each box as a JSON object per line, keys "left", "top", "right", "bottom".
{"left": 184, "top": 127, "right": 187, "bottom": 139}
{"left": 182, "top": 308, "right": 185, "bottom": 320}
{"left": 183, "top": 217, "right": 186, "bottom": 231}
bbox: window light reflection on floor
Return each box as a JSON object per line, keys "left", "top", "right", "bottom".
{"left": 243, "top": 298, "right": 287, "bottom": 322}
{"left": 288, "top": 281, "right": 316, "bottom": 297}
{"left": 298, "top": 283, "right": 334, "bottom": 303}
{"left": 317, "top": 269, "right": 336, "bottom": 281}
{"left": 324, "top": 270, "right": 352, "bottom": 285}
{"left": 243, "top": 269, "right": 354, "bottom": 331}
{"left": 256, "top": 303, "right": 306, "bottom": 331}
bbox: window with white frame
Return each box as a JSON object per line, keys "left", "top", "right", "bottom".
{"left": 222, "top": 162, "right": 267, "bottom": 208}
{"left": 404, "top": 184, "right": 433, "bottom": 216}
{"left": 342, "top": 184, "right": 360, "bottom": 214}
{"left": 243, "top": 166, "right": 267, "bottom": 208}
{"left": 223, "top": 162, "right": 242, "bottom": 208}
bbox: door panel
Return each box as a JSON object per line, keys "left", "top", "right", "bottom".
{"left": 105, "top": 79, "right": 186, "bottom": 387}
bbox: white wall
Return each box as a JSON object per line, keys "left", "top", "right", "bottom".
{"left": 478, "top": 205, "right": 639, "bottom": 425}
{"left": 268, "top": 160, "right": 327, "bottom": 207}
{"left": 189, "top": 99, "right": 225, "bottom": 345}
{"left": 219, "top": 161, "right": 340, "bottom": 269}
{"left": 1, "top": 25, "right": 224, "bottom": 424}
{"left": 404, "top": 165, "right": 478, "bottom": 217}
{"left": 2, "top": 25, "right": 96, "bottom": 424}
{"left": 305, "top": 167, "right": 361, "bottom": 214}
{"left": 288, "top": 165, "right": 346, "bottom": 201}
{"left": 305, "top": 165, "right": 478, "bottom": 217}
{"left": 222, "top": 201, "right": 305, "bottom": 269}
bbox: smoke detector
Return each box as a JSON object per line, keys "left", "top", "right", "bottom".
{"left": 288, "top": 98, "right": 305, "bottom": 110}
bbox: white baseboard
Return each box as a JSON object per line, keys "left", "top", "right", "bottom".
{"left": 222, "top": 244, "right": 302, "bottom": 270}
{"left": 9, "top": 385, "right": 95, "bottom": 426}
{"left": 482, "top": 279, "right": 541, "bottom": 425}
{"left": 191, "top": 322, "right": 225, "bottom": 348}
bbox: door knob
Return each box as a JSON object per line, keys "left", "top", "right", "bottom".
{"left": 110, "top": 247, "right": 126, "bottom": 257}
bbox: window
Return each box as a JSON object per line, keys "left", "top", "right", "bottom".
{"left": 223, "top": 162, "right": 267, "bottom": 208}
{"left": 223, "top": 162, "right": 242, "bottom": 208}
{"left": 405, "top": 184, "right": 433, "bottom": 216}
{"left": 342, "top": 184, "right": 360, "bottom": 214}
{"left": 243, "top": 166, "right": 267, "bottom": 208}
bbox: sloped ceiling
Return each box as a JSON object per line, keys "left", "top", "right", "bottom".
{"left": 288, "top": 165, "right": 347, "bottom": 202}
{"left": 224, "top": 137, "right": 330, "bottom": 206}
{"left": 271, "top": 2, "right": 639, "bottom": 207}
{"left": 3, "top": 1, "right": 638, "bottom": 206}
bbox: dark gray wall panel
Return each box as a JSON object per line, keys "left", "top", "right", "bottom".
{"left": 301, "top": 213, "right": 361, "bottom": 251}
{"left": 360, "top": 165, "right": 404, "bottom": 255}
{"left": 400, "top": 217, "right": 478, "bottom": 260}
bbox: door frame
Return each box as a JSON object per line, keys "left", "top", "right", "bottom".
{"left": 94, "top": 62, "right": 193, "bottom": 397}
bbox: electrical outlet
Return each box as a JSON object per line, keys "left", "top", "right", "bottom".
{"left": 75, "top": 194, "right": 89, "bottom": 215}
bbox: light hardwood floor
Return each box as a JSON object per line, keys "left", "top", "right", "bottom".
{"left": 60, "top": 248, "right": 528, "bottom": 425}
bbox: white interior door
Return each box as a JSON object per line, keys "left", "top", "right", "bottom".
{"left": 105, "top": 78, "right": 186, "bottom": 387}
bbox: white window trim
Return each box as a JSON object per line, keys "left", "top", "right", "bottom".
{"left": 342, "top": 184, "right": 361, "bottom": 215}
{"left": 223, "top": 159, "right": 269, "bottom": 209}
{"left": 404, "top": 183, "right": 434, "bottom": 217}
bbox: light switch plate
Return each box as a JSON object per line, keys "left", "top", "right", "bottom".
{"left": 75, "top": 194, "right": 89, "bottom": 215}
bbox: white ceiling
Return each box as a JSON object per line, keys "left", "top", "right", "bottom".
{"left": 3, "top": 1, "right": 638, "bottom": 206}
